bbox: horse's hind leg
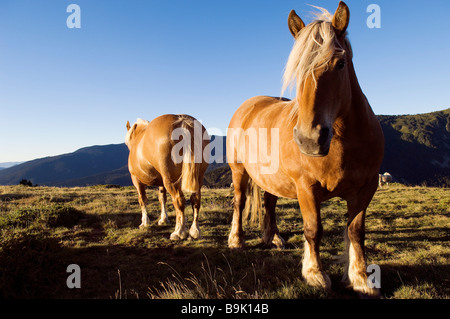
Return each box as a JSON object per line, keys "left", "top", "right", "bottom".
{"left": 228, "top": 164, "right": 249, "bottom": 248}
{"left": 163, "top": 179, "right": 188, "bottom": 240}
{"left": 263, "top": 191, "right": 285, "bottom": 249}
{"left": 131, "top": 175, "right": 150, "bottom": 228}
{"left": 189, "top": 192, "right": 202, "bottom": 239}
{"left": 157, "top": 186, "right": 169, "bottom": 225}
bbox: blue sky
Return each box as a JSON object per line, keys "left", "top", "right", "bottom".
{"left": 0, "top": 0, "right": 449, "bottom": 162}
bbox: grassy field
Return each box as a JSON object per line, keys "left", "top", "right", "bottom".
{"left": 0, "top": 183, "right": 448, "bottom": 299}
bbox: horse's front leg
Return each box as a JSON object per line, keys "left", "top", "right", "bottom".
{"left": 297, "top": 184, "right": 331, "bottom": 290}
{"left": 343, "top": 179, "right": 380, "bottom": 297}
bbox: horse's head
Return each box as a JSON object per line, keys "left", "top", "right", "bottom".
{"left": 125, "top": 119, "right": 149, "bottom": 150}
{"left": 284, "top": 1, "right": 352, "bottom": 157}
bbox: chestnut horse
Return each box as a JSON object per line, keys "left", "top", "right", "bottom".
{"left": 227, "top": 2, "right": 384, "bottom": 296}
{"left": 125, "top": 114, "right": 209, "bottom": 240}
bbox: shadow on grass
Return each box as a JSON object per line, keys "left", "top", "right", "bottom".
{"left": 369, "top": 227, "right": 450, "bottom": 243}
{"left": 379, "top": 264, "right": 450, "bottom": 298}
{"left": 1, "top": 209, "right": 447, "bottom": 299}
{"left": 0, "top": 193, "right": 33, "bottom": 202}
{"left": 1, "top": 229, "right": 447, "bottom": 299}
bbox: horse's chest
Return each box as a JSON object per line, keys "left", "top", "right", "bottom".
{"left": 310, "top": 146, "right": 374, "bottom": 194}
{"left": 316, "top": 157, "right": 346, "bottom": 191}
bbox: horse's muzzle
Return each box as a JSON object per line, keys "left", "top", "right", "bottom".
{"left": 293, "top": 126, "right": 331, "bottom": 157}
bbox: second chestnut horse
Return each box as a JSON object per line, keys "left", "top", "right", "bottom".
{"left": 126, "top": 114, "right": 209, "bottom": 240}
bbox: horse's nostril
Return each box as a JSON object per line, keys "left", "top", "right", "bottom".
{"left": 320, "top": 127, "right": 329, "bottom": 137}
{"left": 318, "top": 127, "right": 330, "bottom": 145}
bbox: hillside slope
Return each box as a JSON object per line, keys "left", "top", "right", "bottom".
{"left": 378, "top": 109, "right": 450, "bottom": 186}
{"left": 0, "top": 144, "right": 129, "bottom": 186}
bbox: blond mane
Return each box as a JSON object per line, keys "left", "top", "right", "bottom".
{"left": 281, "top": 7, "right": 349, "bottom": 97}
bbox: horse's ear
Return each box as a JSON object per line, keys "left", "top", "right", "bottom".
{"left": 332, "top": 1, "right": 350, "bottom": 36}
{"left": 288, "top": 10, "right": 305, "bottom": 38}
{"left": 126, "top": 121, "right": 131, "bottom": 131}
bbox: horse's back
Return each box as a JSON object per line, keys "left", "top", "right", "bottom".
{"left": 147, "top": 114, "right": 184, "bottom": 136}
{"left": 228, "top": 96, "right": 292, "bottom": 129}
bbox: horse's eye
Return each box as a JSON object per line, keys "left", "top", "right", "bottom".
{"left": 337, "top": 59, "right": 346, "bottom": 70}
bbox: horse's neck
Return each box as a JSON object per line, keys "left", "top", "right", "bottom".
{"left": 336, "top": 62, "right": 377, "bottom": 138}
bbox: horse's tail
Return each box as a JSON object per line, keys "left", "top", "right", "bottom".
{"left": 181, "top": 153, "right": 200, "bottom": 193}
{"left": 179, "top": 116, "right": 202, "bottom": 193}
{"left": 243, "top": 179, "right": 263, "bottom": 229}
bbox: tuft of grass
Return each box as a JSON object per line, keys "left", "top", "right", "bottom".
{"left": 392, "top": 282, "right": 441, "bottom": 299}
{"left": 148, "top": 254, "right": 269, "bottom": 299}
{"left": 0, "top": 204, "right": 84, "bottom": 229}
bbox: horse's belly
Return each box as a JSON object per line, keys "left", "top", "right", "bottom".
{"left": 245, "top": 164, "right": 298, "bottom": 199}
{"left": 139, "top": 172, "right": 163, "bottom": 186}
{"left": 129, "top": 160, "right": 163, "bottom": 186}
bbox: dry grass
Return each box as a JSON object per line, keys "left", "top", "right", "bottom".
{"left": 0, "top": 184, "right": 448, "bottom": 299}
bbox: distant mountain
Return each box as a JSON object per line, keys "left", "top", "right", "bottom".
{"left": 378, "top": 109, "right": 450, "bottom": 187}
{"left": 0, "top": 162, "right": 23, "bottom": 169}
{"left": 0, "top": 110, "right": 448, "bottom": 188}
{"left": 0, "top": 144, "right": 130, "bottom": 187}
{"left": 0, "top": 136, "right": 227, "bottom": 188}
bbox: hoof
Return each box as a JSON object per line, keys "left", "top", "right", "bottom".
{"left": 355, "top": 286, "right": 381, "bottom": 299}
{"left": 264, "top": 233, "right": 285, "bottom": 249}
{"left": 170, "top": 233, "right": 181, "bottom": 240}
{"left": 139, "top": 215, "right": 151, "bottom": 229}
{"left": 170, "top": 230, "right": 188, "bottom": 241}
{"left": 228, "top": 234, "right": 245, "bottom": 249}
{"left": 302, "top": 268, "right": 332, "bottom": 291}
{"left": 344, "top": 271, "right": 381, "bottom": 298}
{"left": 158, "top": 218, "right": 169, "bottom": 226}
{"left": 189, "top": 226, "right": 202, "bottom": 240}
